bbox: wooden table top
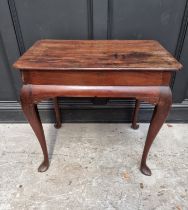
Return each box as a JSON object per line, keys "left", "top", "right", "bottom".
{"left": 13, "top": 40, "right": 182, "bottom": 71}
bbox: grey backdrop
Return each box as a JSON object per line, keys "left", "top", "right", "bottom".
{"left": 0, "top": 0, "right": 188, "bottom": 122}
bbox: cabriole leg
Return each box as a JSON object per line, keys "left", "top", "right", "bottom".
{"left": 20, "top": 85, "right": 49, "bottom": 172}
{"left": 53, "top": 97, "right": 62, "bottom": 129}
{"left": 140, "top": 87, "right": 172, "bottom": 176}
{"left": 131, "top": 99, "right": 140, "bottom": 129}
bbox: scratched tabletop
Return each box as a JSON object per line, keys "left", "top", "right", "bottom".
{"left": 13, "top": 40, "right": 182, "bottom": 71}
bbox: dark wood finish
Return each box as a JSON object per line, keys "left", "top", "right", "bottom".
{"left": 25, "top": 85, "right": 164, "bottom": 103}
{"left": 131, "top": 99, "right": 140, "bottom": 129}
{"left": 141, "top": 87, "right": 172, "bottom": 175}
{"left": 13, "top": 40, "right": 182, "bottom": 175}
{"left": 22, "top": 70, "right": 172, "bottom": 86}
{"left": 13, "top": 40, "right": 182, "bottom": 71}
{"left": 20, "top": 85, "right": 49, "bottom": 172}
{"left": 53, "top": 97, "right": 62, "bottom": 129}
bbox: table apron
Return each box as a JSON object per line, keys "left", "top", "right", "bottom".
{"left": 22, "top": 70, "right": 172, "bottom": 86}
{"left": 21, "top": 84, "right": 171, "bottom": 105}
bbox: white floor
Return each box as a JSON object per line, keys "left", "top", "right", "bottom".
{"left": 0, "top": 123, "right": 188, "bottom": 210}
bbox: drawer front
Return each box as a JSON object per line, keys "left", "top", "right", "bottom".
{"left": 22, "top": 70, "right": 171, "bottom": 86}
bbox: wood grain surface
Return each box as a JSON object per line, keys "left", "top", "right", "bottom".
{"left": 13, "top": 40, "right": 182, "bottom": 71}
{"left": 16, "top": 39, "right": 178, "bottom": 175}
{"left": 22, "top": 70, "right": 171, "bottom": 86}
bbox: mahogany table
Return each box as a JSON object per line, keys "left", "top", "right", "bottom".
{"left": 13, "top": 40, "right": 182, "bottom": 176}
